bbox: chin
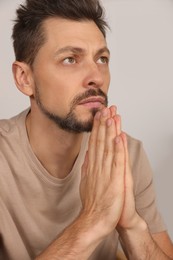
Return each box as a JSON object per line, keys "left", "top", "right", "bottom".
{"left": 81, "top": 107, "right": 100, "bottom": 118}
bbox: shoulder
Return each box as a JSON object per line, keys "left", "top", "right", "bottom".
{"left": 0, "top": 109, "right": 29, "bottom": 139}
{"left": 126, "top": 133, "right": 152, "bottom": 171}
{"left": 0, "top": 109, "right": 30, "bottom": 190}
{"left": 126, "top": 133, "right": 154, "bottom": 192}
{"left": 0, "top": 118, "right": 16, "bottom": 138}
{"left": 127, "top": 134, "right": 143, "bottom": 154}
{"left": 0, "top": 109, "right": 29, "bottom": 164}
{"left": 126, "top": 133, "right": 151, "bottom": 171}
{"left": 126, "top": 134, "right": 145, "bottom": 166}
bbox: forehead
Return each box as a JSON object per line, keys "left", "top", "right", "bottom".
{"left": 41, "top": 18, "right": 107, "bottom": 51}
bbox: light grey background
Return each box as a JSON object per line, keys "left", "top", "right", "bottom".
{"left": 0, "top": 0, "right": 172, "bottom": 239}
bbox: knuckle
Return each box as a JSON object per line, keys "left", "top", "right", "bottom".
{"left": 103, "top": 148, "right": 113, "bottom": 158}
{"left": 96, "top": 138, "right": 104, "bottom": 147}
{"left": 114, "top": 154, "right": 124, "bottom": 166}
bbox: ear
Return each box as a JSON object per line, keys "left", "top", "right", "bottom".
{"left": 12, "top": 61, "right": 34, "bottom": 97}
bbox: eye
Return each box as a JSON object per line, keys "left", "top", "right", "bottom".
{"left": 63, "top": 57, "right": 76, "bottom": 64}
{"left": 97, "top": 56, "right": 109, "bottom": 64}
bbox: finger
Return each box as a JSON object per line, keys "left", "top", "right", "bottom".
{"left": 81, "top": 150, "right": 89, "bottom": 178}
{"left": 122, "top": 132, "right": 128, "bottom": 160}
{"left": 102, "top": 117, "right": 117, "bottom": 175}
{"left": 110, "top": 105, "right": 117, "bottom": 118}
{"left": 88, "top": 111, "right": 101, "bottom": 164}
{"left": 95, "top": 108, "right": 111, "bottom": 166}
{"left": 111, "top": 134, "right": 125, "bottom": 187}
{"left": 113, "top": 114, "right": 122, "bottom": 136}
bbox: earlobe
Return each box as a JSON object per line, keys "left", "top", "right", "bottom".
{"left": 12, "top": 61, "right": 34, "bottom": 97}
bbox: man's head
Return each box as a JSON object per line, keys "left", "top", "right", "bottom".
{"left": 12, "top": 0, "right": 110, "bottom": 133}
{"left": 12, "top": 0, "right": 108, "bottom": 66}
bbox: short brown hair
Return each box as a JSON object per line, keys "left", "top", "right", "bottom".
{"left": 12, "top": 0, "right": 108, "bottom": 65}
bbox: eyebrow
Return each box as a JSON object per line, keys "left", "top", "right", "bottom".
{"left": 54, "top": 46, "right": 110, "bottom": 57}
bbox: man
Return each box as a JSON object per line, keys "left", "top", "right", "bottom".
{"left": 0, "top": 0, "right": 172, "bottom": 259}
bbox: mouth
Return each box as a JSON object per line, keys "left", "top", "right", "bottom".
{"left": 78, "top": 97, "right": 105, "bottom": 109}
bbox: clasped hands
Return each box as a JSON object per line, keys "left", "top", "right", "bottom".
{"left": 80, "top": 106, "right": 142, "bottom": 237}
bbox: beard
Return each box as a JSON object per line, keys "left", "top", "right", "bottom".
{"left": 35, "top": 88, "right": 108, "bottom": 133}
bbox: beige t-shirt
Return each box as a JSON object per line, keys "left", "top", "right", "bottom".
{"left": 0, "top": 109, "right": 165, "bottom": 260}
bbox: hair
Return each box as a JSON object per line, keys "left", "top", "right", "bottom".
{"left": 12, "top": 0, "right": 109, "bottom": 65}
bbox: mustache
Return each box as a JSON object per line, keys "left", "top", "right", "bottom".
{"left": 71, "top": 89, "right": 108, "bottom": 107}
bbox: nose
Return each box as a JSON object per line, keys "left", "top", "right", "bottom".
{"left": 83, "top": 62, "right": 105, "bottom": 89}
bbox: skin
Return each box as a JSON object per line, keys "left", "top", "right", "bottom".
{"left": 12, "top": 18, "right": 173, "bottom": 259}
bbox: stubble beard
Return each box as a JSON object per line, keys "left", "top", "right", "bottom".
{"left": 35, "top": 87, "right": 108, "bottom": 133}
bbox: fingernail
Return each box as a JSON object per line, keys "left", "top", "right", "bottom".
{"left": 95, "top": 111, "right": 101, "bottom": 120}
{"left": 115, "top": 136, "right": 120, "bottom": 144}
{"left": 107, "top": 118, "right": 112, "bottom": 127}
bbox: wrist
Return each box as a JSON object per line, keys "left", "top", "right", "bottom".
{"left": 117, "top": 214, "right": 147, "bottom": 235}
{"left": 36, "top": 212, "right": 107, "bottom": 260}
{"left": 76, "top": 211, "right": 110, "bottom": 244}
{"left": 116, "top": 216, "right": 169, "bottom": 260}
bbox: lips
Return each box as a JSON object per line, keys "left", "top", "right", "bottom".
{"left": 78, "top": 96, "right": 105, "bottom": 109}
{"left": 78, "top": 97, "right": 105, "bottom": 105}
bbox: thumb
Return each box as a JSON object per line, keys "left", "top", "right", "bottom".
{"left": 81, "top": 150, "right": 89, "bottom": 179}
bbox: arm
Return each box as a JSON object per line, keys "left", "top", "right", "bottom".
{"left": 152, "top": 232, "right": 173, "bottom": 259}
{"left": 35, "top": 212, "right": 107, "bottom": 260}
{"left": 115, "top": 132, "right": 173, "bottom": 259}
{"left": 118, "top": 217, "right": 172, "bottom": 260}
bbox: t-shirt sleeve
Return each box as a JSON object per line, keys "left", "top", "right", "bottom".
{"left": 127, "top": 135, "right": 166, "bottom": 234}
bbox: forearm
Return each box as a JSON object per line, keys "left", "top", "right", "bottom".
{"left": 118, "top": 216, "right": 171, "bottom": 260}
{"left": 35, "top": 213, "right": 105, "bottom": 260}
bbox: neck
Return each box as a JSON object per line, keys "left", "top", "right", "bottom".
{"left": 26, "top": 110, "right": 84, "bottom": 179}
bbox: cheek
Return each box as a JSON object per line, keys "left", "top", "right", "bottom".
{"left": 102, "top": 72, "right": 110, "bottom": 94}
{"left": 33, "top": 77, "right": 68, "bottom": 111}
{"left": 33, "top": 62, "right": 71, "bottom": 110}
{"left": 43, "top": 87, "right": 70, "bottom": 111}
{"left": 34, "top": 68, "right": 68, "bottom": 99}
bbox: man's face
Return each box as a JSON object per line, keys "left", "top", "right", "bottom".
{"left": 31, "top": 18, "right": 110, "bottom": 133}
